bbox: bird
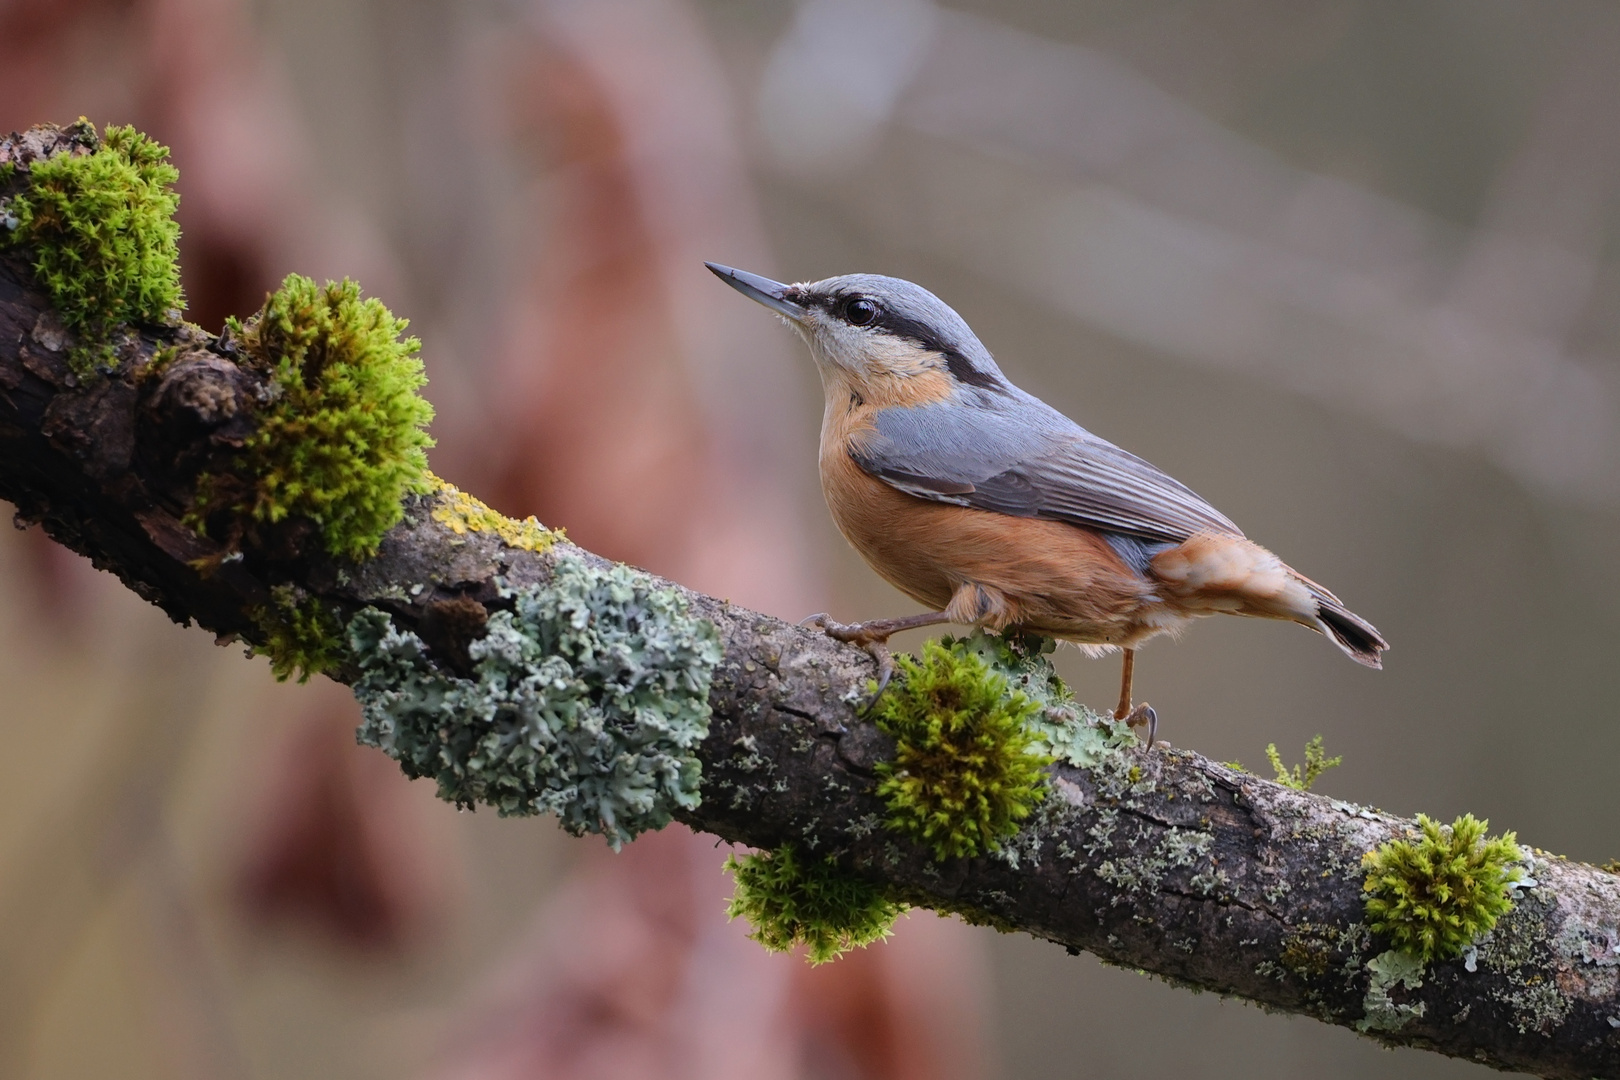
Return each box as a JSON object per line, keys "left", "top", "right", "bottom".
{"left": 705, "top": 262, "right": 1386, "bottom": 745}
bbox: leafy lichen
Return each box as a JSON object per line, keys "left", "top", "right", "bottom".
{"left": 1096, "top": 825, "right": 1215, "bottom": 903}
{"left": 871, "top": 637, "right": 1052, "bottom": 861}
{"left": 1357, "top": 949, "right": 1427, "bottom": 1033}
{"left": 193, "top": 274, "right": 435, "bottom": 560}
{"left": 430, "top": 479, "right": 559, "bottom": 553}
{"left": 724, "top": 844, "right": 905, "bottom": 964}
{"left": 1267, "top": 735, "right": 1342, "bottom": 792}
{"left": 249, "top": 583, "right": 345, "bottom": 682}
{"left": 347, "top": 553, "right": 720, "bottom": 848}
{"left": 1362, "top": 814, "right": 1522, "bottom": 963}
{"left": 1, "top": 120, "right": 183, "bottom": 374}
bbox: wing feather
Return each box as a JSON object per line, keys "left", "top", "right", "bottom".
{"left": 850, "top": 393, "right": 1242, "bottom": 543}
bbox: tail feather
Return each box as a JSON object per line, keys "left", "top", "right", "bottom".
{"left": 1153, "top": 536, "right": 1389, "bottom": 668}
{"left": 1315, "top": 598, "right": 1387, "bottom": 669}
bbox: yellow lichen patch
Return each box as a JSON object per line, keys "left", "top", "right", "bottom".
{"left": 430, "top": 480, "right": 559, "bottom": 554}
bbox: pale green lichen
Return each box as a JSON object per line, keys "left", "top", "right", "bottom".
{"left": 429, "top": 479, "right": 559, "bottom": 553}
{"left": 1473, "top": 892, "right": 1543, "bottom": 975}
{"left": 1362, "top": 814, "right": 1522, "bottom": 963}
{"left": 1266, "top": 735, "right": 1342, "bottom": 792}
{"left": 348, "top": 553, "right": 721, "bottom": 848}
{"left": 192, "top": 274, "right": 435, "bottom": 560}
{"left": 1357, "top": 949, "right": 1427, "bottom": 1033}
{"left": 1553, "top": 915, "right": 1619, "bottom": 969}
{"left": 1496, "top": 978, "right": 1569, "bottom": 1035}
{"left": 249, "top": 583, "right": 344, "bottom": 682}
{"left": 1470, "top": 876, "right": 1572, "bottom": 1035}
{"left": 1028, "top": 705, "right": 1138, "bottom": 771}
{"left": 871, "top": 637, "right": 1051, "bottom": 861}
{"left": 1, "top": 120, "right": 183, "bottom": 374}
{"left": 724, "top": 843, "right": 905, "bottom": 964}
{"left": 1096, "top": 825, "right": 1216, "bottom": 903}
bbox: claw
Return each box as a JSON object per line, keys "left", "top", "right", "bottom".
{"left": 1121, "top": 702, "right": 1158, "bottom": 750}
{"left": 861, "top": 641, "right": 895, "bottom": 715}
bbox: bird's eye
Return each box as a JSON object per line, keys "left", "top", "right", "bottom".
{"left": 845, "top": 298, "right": 879, "bottom": 326}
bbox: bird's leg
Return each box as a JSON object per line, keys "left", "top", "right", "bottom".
{"left": 799, "top": 610, "right": 952, "bottom": 702}
{"left": 1114, "top": 648, "right": 1135, "bottom": 720}
{"left": 1113, "top": 648, "right": 1158, "bottom": 749}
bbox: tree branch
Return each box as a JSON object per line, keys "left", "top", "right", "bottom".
{"left": 3, "top": 125, "right": 1618, "bottom": 1079}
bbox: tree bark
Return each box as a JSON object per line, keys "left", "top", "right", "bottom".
{"left": 4, "top": 128, "right": 1619, "bottom": 1080}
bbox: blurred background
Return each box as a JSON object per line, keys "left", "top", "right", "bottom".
{"left": 1, "top": 0, "right": 1618, "bottom": 1076}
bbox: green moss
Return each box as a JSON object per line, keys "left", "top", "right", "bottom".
{"left": 1362, "top": 814, "right": 1522, "bottom": 963}
{"left": 430, "top": 479, "right": 559, "bottom": 553}
{"left": 141, "top": 343, "right": 182, "bottom": 383}
{"left": 871, "top": 637, "right": 1052, "bottom": 861}
{"left": 944, "top": 630, "right": 1136, "bottom": 769}
{"left": 1280, "top": 922, "right": 1336, "bottom": 979}
{"left": 348, "top": 553, "right": 721, "bottom": 848}
{"left": 724, "top": 844, "right": 905, "bottom": 964}
{"left": 1, "top": 121, "right": 182, "bottom": 374}
{"left": 250, "top": 584, "right": 345, "bottom": 682}
{"left": 1267, "top": 735, "right": 1342, "bottom": 792}
{"left": 193, "top": 274, "right": 435, "bottom": 560}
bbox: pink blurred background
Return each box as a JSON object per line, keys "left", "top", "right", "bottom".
{"left": 1, "top": 1, "right": 1617, "bottom": 1077}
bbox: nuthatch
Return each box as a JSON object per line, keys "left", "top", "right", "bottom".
{"left": 706, "top": 263, "right": 1387, "bottom": 744}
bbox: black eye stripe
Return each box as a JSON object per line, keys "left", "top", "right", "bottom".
{"left": 868, "top": 308, "right": 1009, "bottom": 393}
{"left": 942, "top": 351, "right": 1007, "bottom": 392}
{"left": 804, "top": 288, "right": 1010, "bottom": 393}
{"left": 867, "top": 307, "right": 948, "bottom": 351}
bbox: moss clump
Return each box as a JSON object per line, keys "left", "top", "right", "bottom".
{"left": 871, "top": 638, "right": 1052, "bottom": 861}
{"left": 249, "top": 584, "right": 345, "bottom": 682}
{"left": 1362, "top": 814, "right": 1522, "bottom": 963}
{"left": 724, "top": 844, "right": 905, "bottom": 964}
{"left": 1267, "top": 735, "right": 1342, "bottom": 792}
{"left": 1279, "top": 923, "right": 1335, "bottom": 978}
{"left": 349, "top": 554, "right": 721, "bottom": 848}
{"left": 1, "top": 121, "right": 183, "bottom": 374}
{"left": 940, "top": 630, "right": 1134, "bottom": 769}
{"left": 194, "top": 274, "right": 435, "bottom": 560}
{"left": 430, "top": 480, "right": 559, "bottom": 553}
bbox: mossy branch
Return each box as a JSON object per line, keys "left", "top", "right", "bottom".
{"left": 3, "top": 123, "right": 1620, "bottom": 1080}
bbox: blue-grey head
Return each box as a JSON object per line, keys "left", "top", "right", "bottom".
{"left": 705, "top": 263, "right": 1011, "bottom": 398}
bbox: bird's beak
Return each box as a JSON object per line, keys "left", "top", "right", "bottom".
{"left": 705, "top": 262, "right": 807, "bottom": 323}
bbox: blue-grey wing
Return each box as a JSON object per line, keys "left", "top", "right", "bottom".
{"left": 850, "top": 395, "right": 1243, "bottom": 543}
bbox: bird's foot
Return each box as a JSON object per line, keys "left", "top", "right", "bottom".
{"left": 799, "top": 613, "right": 910, "bottom": 706}
{"left": 1117, "top": 702, "right": 1158, "bottom": 750}
{"left": 800, "top": 612, "right": 889, "bottom": 645}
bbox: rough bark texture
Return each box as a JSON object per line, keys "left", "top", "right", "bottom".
{"left": 4, "top": 127, "right": 1620, "bottom": 1080}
